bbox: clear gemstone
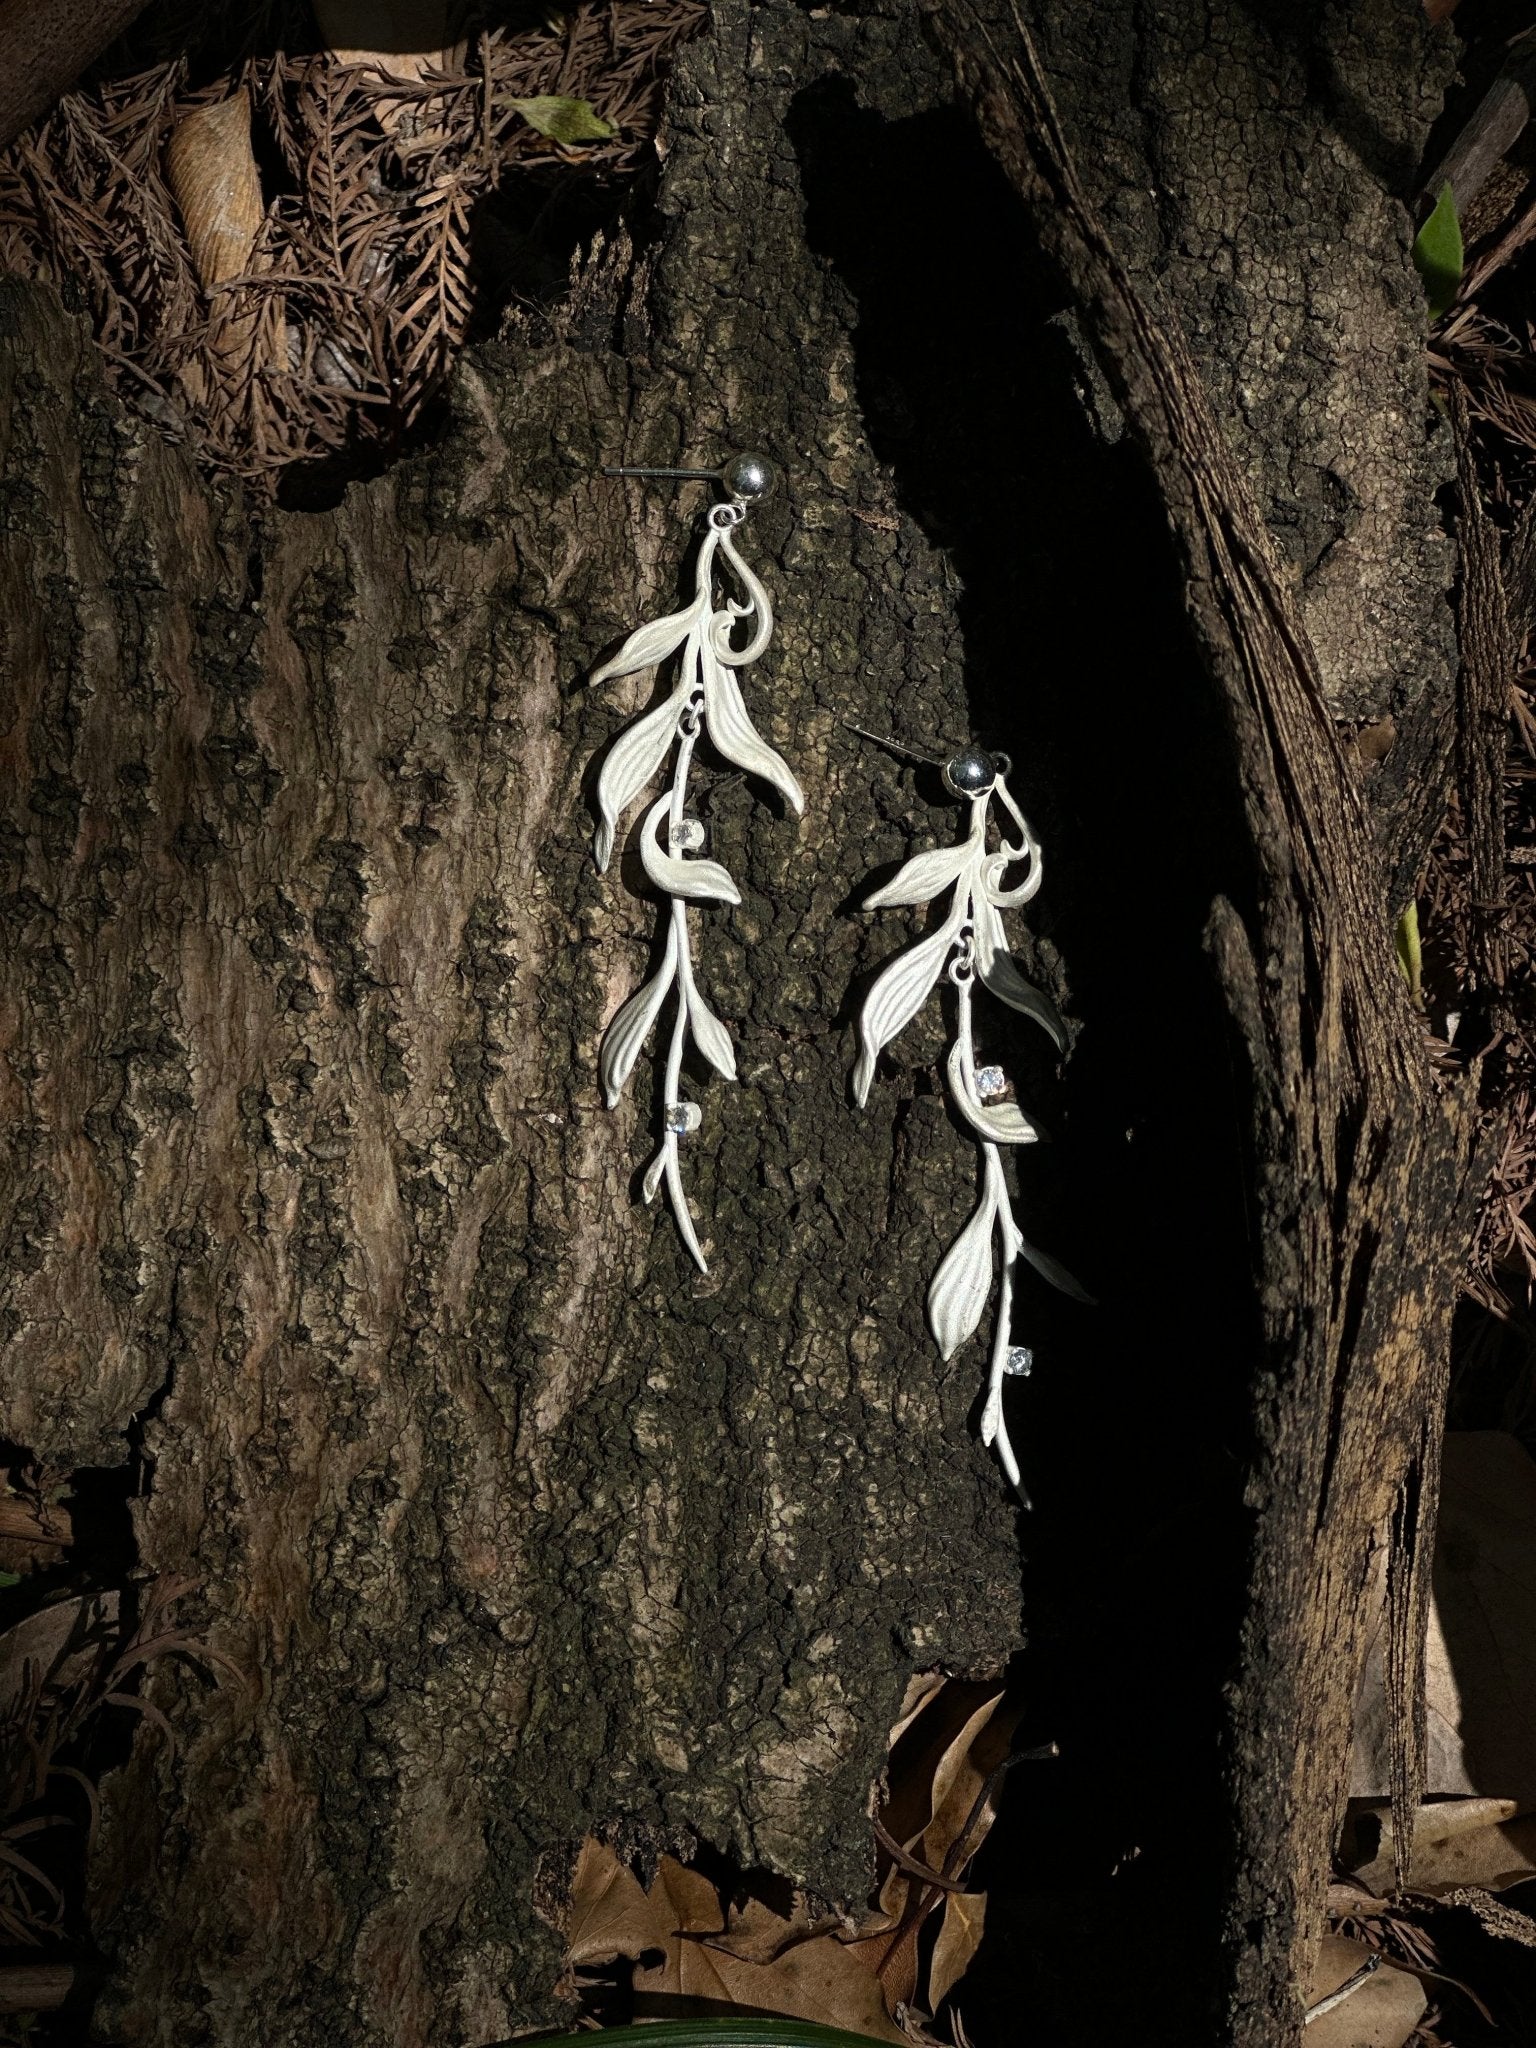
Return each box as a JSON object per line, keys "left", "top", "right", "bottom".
{"left": 665, "top": 1102, "right": 700, "bottom": 1135}
{"left": 975, "top": 1065, "right": 1006, "bottom": 1099}
{"left": 1004, "top": 1346, "right": 1034, "bottom": 1378}
{"left": 671, "top": 817, "right": 705, "bottom": 852}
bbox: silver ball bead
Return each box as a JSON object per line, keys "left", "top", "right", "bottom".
{"left": 944, "top": 746, "right": 997, "bottom": 797}
{"left": 721, "top": 452, "right": 775, "bottom": 503}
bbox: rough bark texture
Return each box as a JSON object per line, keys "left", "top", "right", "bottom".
{"left": 0, "top": 0, "right": 153, "bottom": 153}
{"left": 928, "top": 3, "right": 1481, "bottom": 2043}
{"left": 0, "top": 5, "right": 1044, "bottom": 2041}
{"left": 1021, "top": 0, "right": 1455, "bottom": 724}
{"left": 1019, "top": 0, "right": 1460, "bottom": 913}
{"left": 0, "top": 1, "right": 1492, "bottom": 2045}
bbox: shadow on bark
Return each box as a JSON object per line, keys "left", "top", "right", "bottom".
{"left": 787, "top": 74, "right": 1262, "bottom": 2038}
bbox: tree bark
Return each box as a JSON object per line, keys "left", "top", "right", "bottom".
{"left": 0, "top": 1, "right": 1490, "bottom": 2045}
{"left": 0, "top": 0, "right": 153, "bottom": 153}
{"left": 0, "top": 6, "right": 1037, "bottom": 2043}
{"left": 926, "top": 2, "right": 1482, "bottom": 2042}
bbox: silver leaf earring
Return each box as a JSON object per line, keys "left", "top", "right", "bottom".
{"left": 590, "top": 453, "right": 803, "bottom": 1272}
{"left": 851, "top": 737, "right": 1090, "bottom": 1503}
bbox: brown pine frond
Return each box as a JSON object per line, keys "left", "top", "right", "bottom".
{"left": 0, "top": 0, "right": 707, "bottom": 488}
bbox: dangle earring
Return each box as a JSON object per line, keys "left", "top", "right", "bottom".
{"left": 589, "top": 453, "right": 803, "bottom": 1272}
{"left": 851, "top": 739, "right": 1089, "bottom": 1503}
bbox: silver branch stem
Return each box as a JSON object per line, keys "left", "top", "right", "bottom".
{"left": 592, "top": 488, "right": 802, "bottom": 1273}
{"left": 954, "top": 972, "right": 1030, "bottom": 1500}
{"left": 853, "top": 754, "right": 1089, "bottom": 1501}
{"left": 655, "top": 710, "right": 707, "bottom": 1269}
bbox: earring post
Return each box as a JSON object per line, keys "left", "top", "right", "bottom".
{"left": 602, "top": 465, "right": 720, "bottom": 480}
{"left": 842, "top": 720, "right": 948, "bottom": 768}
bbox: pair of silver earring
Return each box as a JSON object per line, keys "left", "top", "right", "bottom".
{"left": 589, "top": 455, "right": 1087, "bottom": 1502}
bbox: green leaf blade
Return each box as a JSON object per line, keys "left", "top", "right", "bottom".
{"left": 1413, "top": 183, "right": 1462, "bottom": 321}
{"left": 507, "top": 95, "right": 613, "bottom": 144}
{"left": 1396, "top": 901, "right": 1422, "bottom": 1003}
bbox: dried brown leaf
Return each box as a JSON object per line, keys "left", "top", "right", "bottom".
{"left": 563, "top": 1846, "right": 908, "bottom": 2044}
{"left": 1307, "top": 1936, "right": 1427, "bottom": 2048}
{"left": 848, "top": 1676, "right": 1026, "bottom": 2017}
{"left": 926, "top": 1890, "right": 985, "bottom": 2013}
{"left": 879, "top": 1680, "right": 1003, "bottom": 1860}
{"left": 1350, "top": 1795, "right": 1536, "bottom": 1895}
{"left": 0, "top": 1593, "right": 117, "bottom": 1712}
{"left": 1354, "top": 1435, "right": 1536, "bottom": 1808}
{"left": 701, "top": 1896, "right": 852, "bottom": 1966}
{"left": 164, "top": 91, "right": 263, "bottom": 292}
{"left": 635, "top": 1883, "right": 907, "bottom": 2044}
{"left": 563, "top": 1837, "right": 670, "bottom": 1968}
{"left": 885, "top": 1672, "right": 949, "bottom": 1752}
{"left": 563, "top": 1674, "right": 1020, "bottom": 2041}
{"left": 313, "top": 0, "right": 453, "bottom": 73}
{"left": 920, "top": 1689, "right": 1019, "bottom": 1877}
{"left": 312, "top": 2, "right": 465, "bottom": 138}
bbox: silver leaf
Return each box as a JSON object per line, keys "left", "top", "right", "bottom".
{"left": 978, "top": 1380, "right": 1026, "bottom": 1498}
{"left": 591, "top": 596, "right": 706, "bottom": 689}
{"left": 599, "top": 923, "right": 679, "bottom": 1107}
{"left": 709, "top": 531, "right": 774, "bottom": 668}
{"left": 701, "top": 648, "right": 804, "bottom": 813}
{"left": 973, "top": 896, "right": 1066, "bottom": 1051}
{"left": 852, "top": 903, "right": 965, "bottom": 1105}
{"left": 664, "top": 1146, "right": 708, "bottom": 1273}
{"left": 927, "top": 1181, "right": 1000, "bottom": 1361}
{"left": 594, "top": 685, "right": 690, "bottom": 872}
{"left": 1017, "top": 1234, "right": 1094, "bottom": 1304}
{"left": 639, "top": 793, "right": 741, "bottom": 904}
{"left": 685, "top": 978, "right": 737, "bottom": 1080}
{"left": 982, "top": 845, "right": 1043, "bottom": 910}
{"left": 979, "top": 1381, "right": 1003, "bottom": 1449}
{"left": 863, "top": 841, "right": 973, "bottom": 911}
{"left": 641, "top": 1146, "right": 668, "bottom": 1205}
{"left": 987, "top": 777, "right": 1045, "bottom": 906}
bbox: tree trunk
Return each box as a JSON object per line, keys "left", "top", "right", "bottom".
{"left": 0, "top": 1, "right": 1487, "bottom": 2044}
{"left": 927, "top": 2, "right": 1483, "bottom": 2042}
{"left": 1, "top": 6, "right": 1036, "bottom": 2042}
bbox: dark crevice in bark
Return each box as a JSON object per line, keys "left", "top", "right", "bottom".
{"left": 789, "top": 55, "right": 1261, "bottom": 2045}
{"left": 924, "top": 5, "right": 1479, "bottom": 2040}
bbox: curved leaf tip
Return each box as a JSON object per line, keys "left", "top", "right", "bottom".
{"left": 928, "top": 1187, "right": 999, "bottom": 1361}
